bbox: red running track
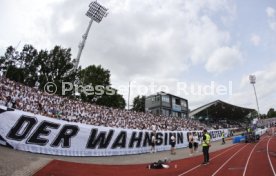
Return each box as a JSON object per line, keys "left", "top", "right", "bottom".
{"left": 243, "top": 136, "right": 274, "bottom": 176}
{"left": 212, "top": 143, "right": 255, "bottom": 176}
{"left": 34, "top": 135, "right": 276, "bottom": 176}
{"left": 267, "top": 137, "right": 276, "bottom": 175}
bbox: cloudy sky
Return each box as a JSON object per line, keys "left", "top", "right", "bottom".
{"left": 0, "top": 0, "right": 275, "bottom": 114}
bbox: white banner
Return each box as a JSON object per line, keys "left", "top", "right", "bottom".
{"left": 0, "top": 108, "right": 225, "bottom": 156}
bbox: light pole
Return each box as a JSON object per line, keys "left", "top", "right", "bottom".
{"left": 73, "top": 1, "right": 108, "bottom": 71}
{"left": 128, "top": 81, "right": 131, "bottom": 110}
{"left": 249, "top": 75, "right": 260, "bottom": 119}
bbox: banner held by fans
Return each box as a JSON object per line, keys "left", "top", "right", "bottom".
{"left": 0, "top": 108, "right": 226, "bottom": 156}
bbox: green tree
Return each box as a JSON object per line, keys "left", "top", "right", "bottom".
{"left": 0, "top": 45, "right": 39, "bottom": 86}
{"left": 36, "top": 46, "right": 76, "bottom": 95}
{"left": 260, "top": 114, "right": 267, "bottom": 119}
{"left": 77, "top": 65, "right": 125, "bottom": 109}
{"left": 77, "top": 65, "right": 110, "bottom": 102}
{"left": 96, "top": 89, "right": 126, "bottom": 109}
{"left": 267, "top": 108, "right": 276, "bottom": 118}
{"left": 0, "top": 46, "right": 20, "bottom": 80}
{"left": 78, "top": 65, "right": 110, "bottom": 86}
{"left": 132, "top": 95, "right": 145, "bottom": 112}
{"left": 0, "top": 44, "right": 77, "bottom": 95}
{"left": 19, "top": 45, "right": 39, "bottom": 86}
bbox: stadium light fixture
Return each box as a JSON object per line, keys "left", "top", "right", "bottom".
{"left": 249, "top": 75, "right": 260, "bottom": 119}
{"left": 73, "top": 1, "right": 108, "bottom": 71}
{"left": 128, "top": 81, "right": 131, "bottom": 110}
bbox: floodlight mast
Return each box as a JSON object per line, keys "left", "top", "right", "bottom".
{"left": 249, "top": 75, "right": 260, "bottom": 119}
{"left": 73, "top": 1, "right": 108, "bottom": 71}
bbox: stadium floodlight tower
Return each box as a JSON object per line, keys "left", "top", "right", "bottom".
{"left": 249, "top": 75, "right": 260, "bottom": 119}
{"left": 73, "top": 1, "right": 108, "bottom": 71}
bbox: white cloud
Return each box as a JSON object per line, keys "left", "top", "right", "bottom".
{"left": 237, "top": 62, "right": 276, "bottom": 113}
{"left": 4, "top": 0, "right": 276, "bottom": 114}
{"left": 58, "top": 17, "right": 77, "bottom": 34}
{"left": 250, "top": 34, "right": 261, "bottom": 46}
{"left": 266, "top": 7, "right": 275, "bottom": 17}
{"left": 185, "top": 15, "right": 231, "bottom": 65}
{"left": 269, "top": 21, "right": 276, "bottom": 31}
{"left": 205, "top": 46, "right": 243, "bottom": 73}
{"left": 266, "top": 7, "right": 276, "bottom": 31}
{"left": 0, "top": 0, "right": 236, "bottom": 78}
{"left": 67, "top": 0, "right": 235, "bottom": 82}
{"left": 0, "top": 0, "right": 67, "bottom": 51}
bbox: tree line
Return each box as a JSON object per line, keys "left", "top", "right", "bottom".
{"left": 0, "top": 44, "right": 125, "bottom": 109}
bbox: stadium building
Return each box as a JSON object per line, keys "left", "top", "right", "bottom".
{"left": 189, "top": 100, "right": 257, "bottom": 128}
{"left": 145, "top": 92, "right": 189, "bottom": 118}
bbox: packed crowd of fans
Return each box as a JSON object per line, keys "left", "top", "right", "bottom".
{"left": 209, "top": 120, "right": 245, "bottom": 129}
{"left": 0, "top": 77, "right": 207, "bottom": 131}
{"left": 257, "top": 117, "right": 276, "bottom": 127}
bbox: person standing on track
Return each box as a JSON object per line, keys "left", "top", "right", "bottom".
{"left": 150, "top": 130, "right": 157, "bottom": 153}
{"left": 170, "top": 134, "right": 176, "bottom": 155}
{"left": 188, "top": 132, "right": 194, "bottom": 156}
{"left": 193, "top": 132, "right": 199, "bottom": 152}
{"left": 202, "top": 129, "right": 211, "bottom": 165}
{"left": 221, "top": 131, "right": 225, "bottom": 145}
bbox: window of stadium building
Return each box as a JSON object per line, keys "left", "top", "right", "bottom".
{"left": 151, "top": 96, "right": 160, "bottom": 102}
{"left": 181, "top": 100, "right": 187, "bottom": 107}
{"left": 172, "top": 112, "right": 175, "bottom": 117}
{"left": 162, "top": 109, "right": 170, "bottom": 116}
{"left": 155, "top": 109, "right": 161, "bottom": 115}
{"left": 162, "top": 96, "right": 169, "bottom": 103}
{"left": 172, "top": 111, "right": 181, "bottom": 117}
{"left": 175, "top": 98, "right": 181, "bottom": 105}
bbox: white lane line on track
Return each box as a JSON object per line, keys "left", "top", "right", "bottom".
{"left": 267, "top": 137, "right": 276, "bottom": 176}
{"left": 177, "top": 144, "right": 241, "bottom": 176}
{"left": 211, "top": 144, "right": 249, "bottom": 176}
{"left": 242, "top": 136, "right": 269, "bottom": 176}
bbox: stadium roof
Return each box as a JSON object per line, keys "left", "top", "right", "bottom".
{"left": 189, "top": 100, "right": 256, "bottom": 120}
